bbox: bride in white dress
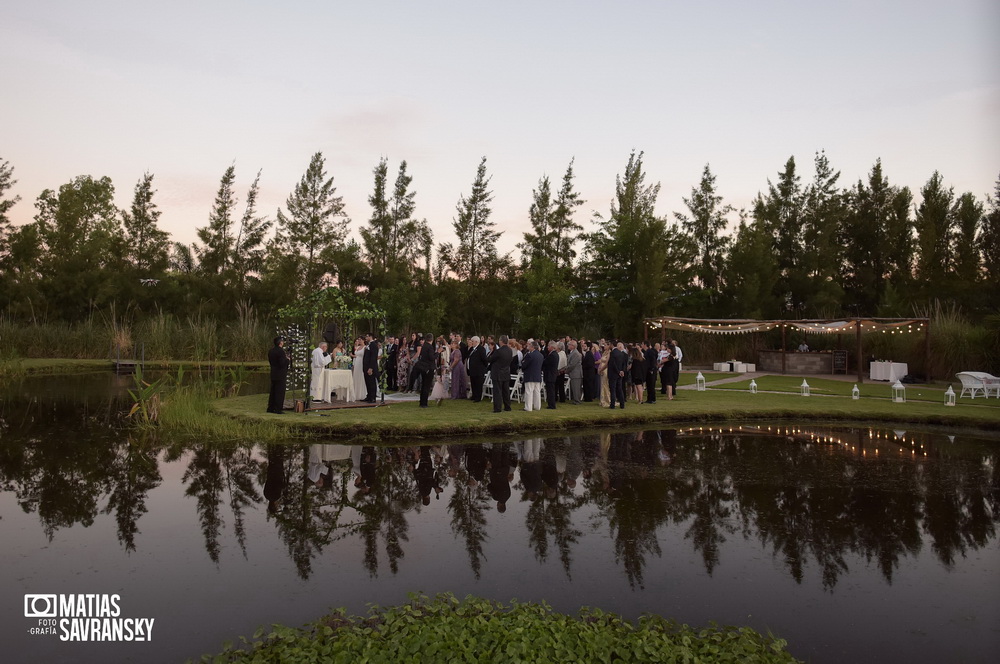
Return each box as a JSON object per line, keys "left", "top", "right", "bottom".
{"left": 352, "top": 338, "right": 367, "bottom": 402}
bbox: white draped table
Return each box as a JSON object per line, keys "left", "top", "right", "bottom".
{"left": 318, "top": 369, "right": 356, "bottom": 402}
{"left": 869, "top": 361, "right": 908, "bottom": 382}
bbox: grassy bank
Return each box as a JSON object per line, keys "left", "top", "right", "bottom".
{"left": 199, "top": 593, "right": 800, "bottom": 664}
{"left": 208, "top": 386, "right": 1000, "bottom": 440}
{"left": 0, "top": 357, "right": 268, "bottom": 377}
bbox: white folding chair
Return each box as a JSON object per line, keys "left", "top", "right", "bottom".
{"left": 483, "top": 374, "right": 493, "bottom": 400}
{"left": 509, "top": 372, "right": 523, "bottom": 402}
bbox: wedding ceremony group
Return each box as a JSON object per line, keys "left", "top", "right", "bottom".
{"left": 269, "top": 332, "right": 685, "bottom": 416}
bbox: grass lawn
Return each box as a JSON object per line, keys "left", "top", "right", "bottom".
{"left": 211, "top": 385, "right": 1000, "bottom": 439}
{"left": 708, "top": 375, "right": 972, "bottom": 403}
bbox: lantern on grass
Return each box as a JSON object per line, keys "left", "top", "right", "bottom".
{"left": 696, "top": 372, "right": 706, "bottom": 391}
{"left": 749, "top": 379, "right": 757, "bottom": 394}
{"left": 852, "top": 384, "right": 860, "bottom": 400}
{"left": 800, "top": 379, "right": 810, "bottom": 397}
{"left": 944, "top": 385, "right": 955, "bottom": 407}
{"left": 892, "top": 380, "right": 906, "bottom": 403}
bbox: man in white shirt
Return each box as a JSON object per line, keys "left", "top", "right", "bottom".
{"left": 671, "top": 339, "right": 684, "bottom": 370}
{"left": 310, "top": 342, "right": 332, "bottom": 401}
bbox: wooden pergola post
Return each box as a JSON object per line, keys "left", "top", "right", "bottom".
{"left": 856, "top": 319, "right": 864, "bottom": 384}
{"left": 924, "top": 320, "right": 932, "bottom": 381}
{"left": 780, "top": 324, "right": 787, "bottom": 375}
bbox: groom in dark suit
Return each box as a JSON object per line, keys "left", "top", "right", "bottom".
{"left": 363, "top": 333, "right": 380, "bottom": 402}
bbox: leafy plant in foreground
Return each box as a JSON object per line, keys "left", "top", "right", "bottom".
{"left": 198, "top": 593, "right": 801, "bottom": 664}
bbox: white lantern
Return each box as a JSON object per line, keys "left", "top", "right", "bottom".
{"left": 944, "top": 385, "right": 955, "bottom": 407}
{"left": 749, "top": 379, "right": 757, "bottom": 394}
{"left": 696, "top": 372, "right": 706, "bottom": 391}
{"left": 852, "top": 384, "right": 860, "bottom": 400}
{"left": 892, "top": 380, "right": 906, "bottom": 403}
{"left": 800, "top": 379, "right": 810, "bottom": 397}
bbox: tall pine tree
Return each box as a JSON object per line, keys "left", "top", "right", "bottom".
{"left": 439, "top": 156, "right": 501, "bottom": 283}
{"left": 121, "top": 172, "right": 169, "bottom": 274}
{"left": 273, "top": 152, "right": 350, "bottom": 295}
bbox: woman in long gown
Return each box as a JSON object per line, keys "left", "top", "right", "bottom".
{"left": 598, "top": 342, "right": 611, "bottom": 408}
{"left": 449, "top": 339, "right": 468, "bottom": 398}
{"left": 396, "top": 339, "right": 410, "bottom": 392}
{"left": 352, "top": 337, "right": 367, "bottom": 402}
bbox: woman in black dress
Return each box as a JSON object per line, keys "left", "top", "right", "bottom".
{"left": 663, "top": 341, "right": 679, "bottom": 400}
{"left": 629, "top": 345, "right": 646, "bottom": 404}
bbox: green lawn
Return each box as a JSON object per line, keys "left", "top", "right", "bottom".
{"left": 707, "top": 375, "right": 971, "bottom": 404}
{"left": 212, "top": 385, "right": 1000, "bottom": 439}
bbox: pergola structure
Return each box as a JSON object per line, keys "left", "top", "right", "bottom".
{"left": 643, "top": 316, "right": 932, "bottom": 384}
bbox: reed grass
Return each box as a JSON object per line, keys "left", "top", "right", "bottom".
{"left": 0, "top": 306, "right": 273, "bottom": 362}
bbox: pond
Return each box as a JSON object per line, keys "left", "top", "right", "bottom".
{"left": 1, "top": 373, "right": 998, "bottom": 663}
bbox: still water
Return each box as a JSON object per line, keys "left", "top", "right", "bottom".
{"left": 1, "top": 373, "right": 998, "bottom": 663}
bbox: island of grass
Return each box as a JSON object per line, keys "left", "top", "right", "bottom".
{"left": 200, "top": 593, "right": 800, "bottom": 664}
{"left": 204, "top": 379, "right": 1000, "bottom": 440}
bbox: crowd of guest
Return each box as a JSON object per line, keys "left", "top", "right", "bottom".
{"left": 373, "top": 332, "right": 685, "bottom": 411}
{"left": 282, "top": 331, "right": 687, "bottom": 415}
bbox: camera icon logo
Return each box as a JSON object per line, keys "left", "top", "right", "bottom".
{"left": 24, "top": 594, "right": 57, "bottom": 618}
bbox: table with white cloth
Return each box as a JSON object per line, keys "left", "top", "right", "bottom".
{"left": 869, "top": 361, "right": 908, "bottom": 382}
{"left": 318, "top": 369, "right": 355, "bottom": 402}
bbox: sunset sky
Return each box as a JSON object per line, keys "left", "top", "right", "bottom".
{"left": 2, "top": 0, "right": 997, "bottom": 255}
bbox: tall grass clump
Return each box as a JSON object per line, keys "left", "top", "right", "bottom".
{"left": 186, "top": 314, "right": 222, "bottom": 361}
{"left": 157, "top": 367, "right": 287, "bottom": 440}
{"left": 224, "top": 301, "right": 271, "bottom": 362}
{"left": 920, "top": 301, "right": 994, "bottom": 377}
{"left": 138, "top": 309, "right": 179, "bottom": 360}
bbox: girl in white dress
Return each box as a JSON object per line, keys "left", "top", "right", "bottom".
{"left": 352, "top": 337, "right": 367, "bottom": 402}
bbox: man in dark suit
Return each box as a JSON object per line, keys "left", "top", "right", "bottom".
{"left": 643, "top": 341, "right": 658, "bottom": 404}
{"left": 467, "top": 335, "right": 488, "bottom": 402}
{"left": 411, "top": 333, "right": 436, "bottom": 408}
{"left": 608, "top": 341, "right": 628, "bottom": 409}
{"left": 363, "top": 333, "right": 380, "bottom": 402}
{"left": 384, "top": 336, "right": 398, "bottom": 391}
{"left": 542, "top": 341, "right": 561, "bottom": 409}
{"left": 486, "top": 334, "right": 513, "bottom": 413}
{"left": 267, "top": 336, "right": 290, "bottom": 414}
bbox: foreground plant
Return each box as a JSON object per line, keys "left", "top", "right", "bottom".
{"left": 199, "top": 593, "right": 800, "bottom": 663}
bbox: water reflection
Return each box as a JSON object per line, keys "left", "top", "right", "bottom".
{"left": 1, "top": 422, "right": 997, "bottom": 592}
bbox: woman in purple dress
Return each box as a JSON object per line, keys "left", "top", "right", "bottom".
{"left": 449, "top": 339, "right": 468, "bottom": 398}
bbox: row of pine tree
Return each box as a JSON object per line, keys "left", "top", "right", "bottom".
{"left": 0, "top": 152, "right": 997, "bottom": 338}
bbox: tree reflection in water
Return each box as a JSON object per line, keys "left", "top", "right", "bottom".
{"left": 1, "top": 421, "right": 997, "bottom": 591}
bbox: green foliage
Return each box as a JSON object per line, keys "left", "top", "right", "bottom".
{"left": 0, "top": 155, "right": 21, "bottom": 238}
{"left": 127, "top": 366, "right": 171, "bottom": 425}
{"left": 583, "top": 151, "right": 695, "bottom": 338}
{"left": 439, "top": 156, "right": 505, "bottom": 284}
{"left": 675, "top": 163, "right": 733, "bottom": 305}
{"left": 521, "top": 159, "right": 583, "bottom": 270}
{"left": 272, "top": 152, "right": 350, "bottom": 297}
{"left": 198, "top": 593, "right": 801, "bottom": 664}
{"left": 121, "top": 172, "right": 169, "bottom": 275}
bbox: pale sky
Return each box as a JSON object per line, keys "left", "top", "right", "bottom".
{"left": 2, "top": 1, "right": 998, "bottom": 256}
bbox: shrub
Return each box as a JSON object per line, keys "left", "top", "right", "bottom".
{"left": 199, "top": 593, "right": 800, "bottom": 664}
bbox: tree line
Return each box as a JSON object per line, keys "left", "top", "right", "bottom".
{"left": 0, "top": 151, "right": 997, "bottom": 339}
